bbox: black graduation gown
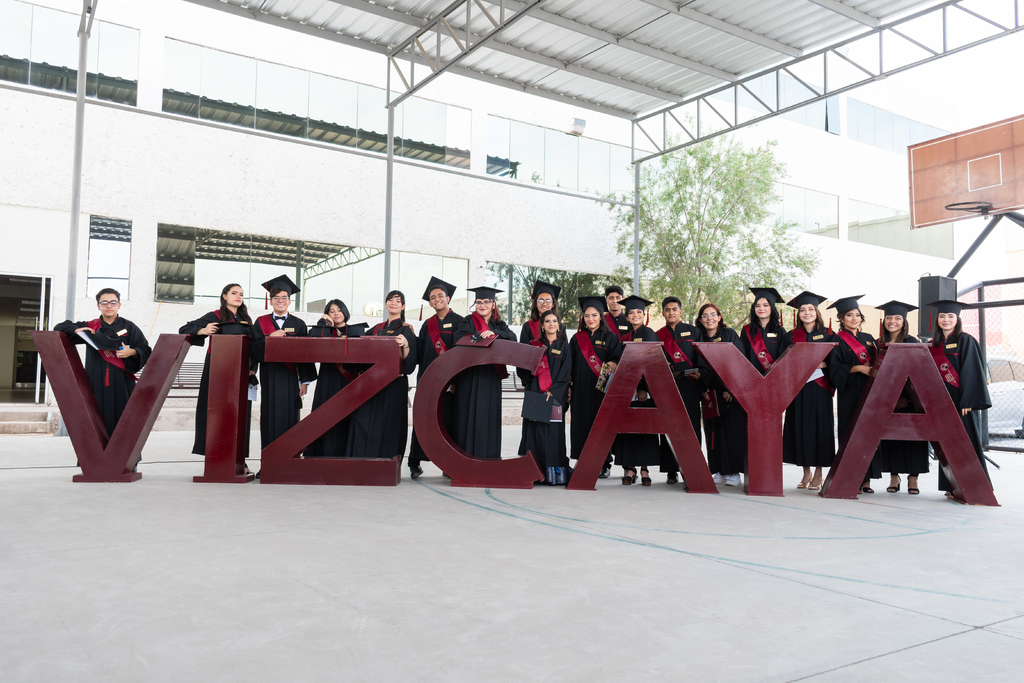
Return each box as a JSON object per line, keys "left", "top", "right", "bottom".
{"left": 54, "top": 316, "right": 151, "bottom": 438}
{"left": 451, "top": 315, "right": 517, "bottom": 459}
{"left": 697, "top": 327, "right": 747, "bottom": 476}
{"left": 304, "top": 324, "right": 361, "bottom": 458}
{"left": 740, "top": 323, "right": 789, "bottom": 375}
{"left": 658, "top": 322, "right": 705, "bottom": 473}
{"left": 934, "top": 333, "right": 992, "bottom": 491}
{"left": 568, "top": 329, "right": 622, "bottom": 460}
{"left": 604, "top": 311, "right": 630, "bottom": 341}
{"left": 345, "top": 319, "right": 417, "bottom": 459}
{"left": 781, "top": 327, "right": 835, "bottom": 468}
{"left": 614, "top": 325, "right": 662, "bottom": 470}
{"left": 409, "top": 309, "right": 465, "bottom": 466}
{"left": 516, "top": 318, "right": 568, "bottom": 386}
{"left": 178, "top": 310, "right": 254, "bottom": 456}
{"left": 518, "top": 338, "right": 571, "bottom": 470}
{"left": 251, "top": 313, "right": 318, "bottom": 450}
{"left": 829, "top": 329, "right": 881, "bottom": 480}
{"left": 876, "top": 335, "right": 930, "bottom": 476}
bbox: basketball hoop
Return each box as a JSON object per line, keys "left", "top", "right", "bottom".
{"left": 944, "top": 201, "right": 993, "bottom": 216}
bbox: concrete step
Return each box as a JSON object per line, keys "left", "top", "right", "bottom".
{"left": 0, "top": 421, "right": 53, "bottom": 435}
{"left": 0, "top": 411, "right": 49, "bottom": 422}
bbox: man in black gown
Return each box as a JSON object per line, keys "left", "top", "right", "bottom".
{"left": 251, "top": 275, "right": 317, "bottom": 457}
{"left": 656, "top": 296, "right": 704, "bottom": 484}
{"left": 409, "top": 276, "right": 464, "bottom": 478}
{"left": 603, "top": 285, "right": 630, "bottom": 342}
{"left": 55, "top": 288, "right": 151, "bottom": 467}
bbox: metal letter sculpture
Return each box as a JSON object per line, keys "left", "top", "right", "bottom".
{"left": 567, "top": 343, "right": 715, "bottom": 492}
{"left": 259, "top": 337, "right": 403, "bottom": 485}
{"left": 413, "top": 339, "right": 544, "bottom": 488}
{"left": 822, "top": 344, "right": 998, "bottom": 505}
{"left": 194, "top": 335, "right": 254, "bottom": 483}
{"left": 694, "top": 342, "right": 836, "bottom": 496}
{"left": 34, "top": 331, "right": 191, "bottom": 482}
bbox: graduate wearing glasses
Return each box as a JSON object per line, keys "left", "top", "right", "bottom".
{"left": 451, "top": 286, "right": 517, "bottom": 459}
{"left": 55, "top": 288, "right": 152, "bottom": 441}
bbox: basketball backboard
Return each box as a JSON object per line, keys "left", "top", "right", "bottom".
{"left": 909, "top": 114, "right": 1024, "bottom": 228}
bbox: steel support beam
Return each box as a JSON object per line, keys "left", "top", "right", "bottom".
{"left": 637, "top": 0, "right": 802, "bottom": 57}
{"left": 807, "top": 0, "right": 880, "bottom": 27}
{"left": 633, "top": 0, "right": 1024, "bottom": 164}
{"left": 947, "top": 214, "right": 1003, "bottom": 279}
{"left": 633, "top": 160, "right": 641, "bottom": 295}
{"left": 383, "top": 102, "right": 395, "bottom": 321}
{"left": 64, "top": 0, "right": 97, "bottom": 322}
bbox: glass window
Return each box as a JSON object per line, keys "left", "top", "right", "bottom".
{"left": 874, "top": 106, "right": 893, "bottom": 152}
{"left": 87, "top": 216, "right": 131, "bottom": 300}
{"left": 255, "top": 60, "right": 309, "bottom": 138}
{"left": 892, "top": 114, "right": 911, "bottom": 154}
{"left": 155, "top": 225, "right": 195, "bottom": 304}
{"left": 201, "top": 47, "right": 256, "bottom": 126}
{"left": 163, "top": 39, "right": 201, "bottom": 118}
{"left": 307, "top": 73, "right": 358, "bottom": 147}
{"left": 356, "top": 84, "right": 387, "bottom": 152}
{"left": 825, "top": 97, "right": 840, "bottom": 135}
{"left": 487, "top": 115, "right": 512, "bottom": 177}
{"left": 855, "top": 101, "right": 874, "bottom": 147}
{"left": 0, "top": 0, "right": 33, "bottom": 85}
{"left": 845, "top": 98, "right": 858, "bottom": 142}
{"left": 445, "top": 105, "right": 471, "bottom": 169}
{"left": 510, "top": 119, "right": 545, "bottom": 184}
{"left": 402, "top": 96, "right": 446, "bottom": 164}
{"left": 93, "top": 20, "right": 139, "bottom": 105}
{"left": 609, "top": 144, "right": 634, "bottom": 196}
{"left": 578, "top": 137, "right": 610, "bottom": 196}
{"left": 544, "top": 128, "right": 579, "bottom": 191}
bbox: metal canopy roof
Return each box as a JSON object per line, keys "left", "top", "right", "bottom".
{"left": 183, "top": 0, "right": 938, "bottom": 119}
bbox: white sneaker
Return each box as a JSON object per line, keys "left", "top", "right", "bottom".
{"left": 712, "top": 472, "right": 725, "bottom": 484}
{"left": 725, "top": 474, "right": 742, "bottom": 487}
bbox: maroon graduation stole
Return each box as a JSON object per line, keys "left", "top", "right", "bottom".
{"left": 838, "top": 330, "right": 874, "bottom": 365}
{"left": 531, "top": 339, "right": 554, "bottom": 392}
{"left": 86, "top": 319, "right": 136, "bottom": 386}
{"left": 528, "top": 319, "right": 540, "bottom": 341}
{"left": 656, "top": 325, "right": 693, "bottom": 370}
{"left": 471, "top": 312, "right": 509, "bottom": 379}
{"left": 575, "top": 330, "right": 604, "bottom": 378}
{"left": 257, "top": 315, "right": 297, "bottom": 373}
{"left": 604, "top": 312, "right": 629, "bottom": 342}
{"left": 743, "top": 324, "right": 774, "bottom": 372}
{"left": 793, "top": 326, "right": 835, "bottom": 396}
{"left": 426, "top": 315, "right": 450, "bottom": 355}
{"left": 930, "top": 344, "right": 961, "bottom": 388}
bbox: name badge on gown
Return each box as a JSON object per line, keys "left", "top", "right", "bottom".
{"left": 946, "top": 343, "right": 957, "bottom": 349}
{"left": 767, "top": 333, "right": 777, "bottom": 338}
{"left": 812, "top": 334, "right": 824, "bottom": 340}
{"left": 443, "top": 323, "right": 452, "bottom": 328}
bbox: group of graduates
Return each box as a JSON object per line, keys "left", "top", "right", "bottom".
{"left": 56, "top": 275, "right": 992, "bottom": 498}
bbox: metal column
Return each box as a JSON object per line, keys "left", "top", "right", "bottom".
{"left": 64, "top": 0, "right": 98, "bottom": 322}
{"left": 383, "top": 103, "right": 395, "bottom": 319}
{"left": 978, "top": 285, "right": 988, "bottom": 446}
{"left": 632, "top": 161, "right": 641, "bottom": 294}
{"left": 35, "top": 277, "right": 46, "bottom": 404}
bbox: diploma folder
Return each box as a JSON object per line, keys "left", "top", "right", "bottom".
{"left": 456, "top": 333, "right": 497, "bottom": 347}
{"left": 522, "top": 391, "right": 563, "bottom": 423}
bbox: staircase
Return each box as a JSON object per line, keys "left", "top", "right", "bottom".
{"left": 0, "top": 409, "right": 57, "bottom": 435}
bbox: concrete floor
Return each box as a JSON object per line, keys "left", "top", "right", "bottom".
{"left": 1, "top": 429, "right": 1022, "bottom": 683}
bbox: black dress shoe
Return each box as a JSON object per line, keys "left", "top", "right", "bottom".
{"left": 666, "top": 472, "right": 678, "bottom": 485}
{"left": 410, "top": 463, "right": 423, "bottom": 479}
{"left": 598, "top": 465, "right": 611, "bottom": 479}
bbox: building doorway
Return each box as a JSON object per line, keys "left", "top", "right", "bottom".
{"left": 0, "top": 274, "right": 51, "bottom": 404}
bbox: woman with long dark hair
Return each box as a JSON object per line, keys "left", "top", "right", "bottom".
{"left": 518, "top": 310, "right": 572, "bottom": 485}
{"left": 695, "top": 302, "right": 746, "bottom": 487}
{"left": 346, "top": 290, "right": 417, "bottom": 459}
{"left": 517, "top": 280, "right": 563, "bottom": 384}
{"left": 876, "top": 300, "right": 929, "bottom": 494}
{"left": 452, "top": 286, "right": 517, "bottom": 459}
{"left": 781, "top": 291, "right": 834, "bottom": 490}
{"left": 740, "top": 287, "right": 788, "bottom": 375}
{"left": 178, "top": 283, "right": 255, "bottom": 469}
{"left": 614, "top": 295, "right": 661, "bottom": 486}
{"left": 828, "top": 295, "right": 880, "bottom": 494}
{"left": 305, "top": 299, "right": 367, "bottom": 458}
{"left": 569, "top": 296, "right": 622, "bottom": 478}
{"left": 929, "top": 299, "right": 992, "bottom": 499}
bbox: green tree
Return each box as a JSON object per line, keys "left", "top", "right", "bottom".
{"left": 611, "top": 135, "right": 819, "bottom": 326}
{"left": 484, "top": 263, "right": 624, "bottom": 326}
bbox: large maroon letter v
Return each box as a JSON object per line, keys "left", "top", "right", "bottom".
{"left": 695, "top": 342, "right": 835, "bottom": 496}
{"left": 567, "top": 343, "right": 714, "bottom": 492}
{"left": 34, "top": 332, "right": 191, "bottom": 482}
{"left": 259, "top": 337, "right": 402, "bottom": 485}
{"left": 822, "top": 343, "right": 998, "bottom": 505}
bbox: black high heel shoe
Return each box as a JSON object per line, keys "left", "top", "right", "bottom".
{"left": 886, "top": 475, "right": 901, "bottom": 493}
{"left": 860, "top": 481, "right": 874, "bottom": 494}
{"left": 641, "top": 469, "right": 652, "bottom": 486}
{"left": 622, "top": 469, "right": 637, "bottom": 485}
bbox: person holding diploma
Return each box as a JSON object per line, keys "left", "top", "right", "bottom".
{"left": 781, "top": 291, "right": 834, "bottom": 490}
{"left": 518, "top": 310, "right": 572, "bottom": 485}
{"left": 568, "top": 296, "right": 622, "bottom": 478}
{"left": 614, "top": 295, "right": 660, "bottom": 486}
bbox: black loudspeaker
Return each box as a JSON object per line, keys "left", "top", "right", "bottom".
{"left": 918, "top": 275, "right": 957, "bottom": 339}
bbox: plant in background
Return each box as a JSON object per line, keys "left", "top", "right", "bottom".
{"left": 484, "top": 263, "right": 624, "bottom": 326}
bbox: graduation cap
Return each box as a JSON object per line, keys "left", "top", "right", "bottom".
{"left": 92, "top": 325, "right": 123, "bottom": 351}
{"left": 828, "top": 295, "right": 864, "bottom": 317}
{"left": 578, "top": 296, "right": 607, "bottom": 314}
{"left": 261, "top": 274, "right": 301, "bottom": 297}
{"left": 928, "top": 299, "right": 966, "bottom": 316}
{"left": 422, "top": 276, "right": 457, "bottom": 303}
{"left": 620, "top": 295, "right": 653, "bottom": 312}
{"left": 467, "top": 285, "right": 503, "bottom": 302}
{"left": 344, "top": 322, "right": 370, "bottom": 337}
{"left": 878, "top": 300, "right": 918, "bottom": 318}
{"left": 217, "top": 320, "right": 249, "bottom": 335}
{"left": 750, "top": 287, "right": 784, "bottom": 304}
{"left": 786, "top": 291, "right": 827, "bottom": 309}
{"left": 532, "top": 280, "right": 561, "bottom": 301}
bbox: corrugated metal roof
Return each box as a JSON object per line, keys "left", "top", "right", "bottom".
{"left": 183, "top": 0, "right": 943, "bottom": 118}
